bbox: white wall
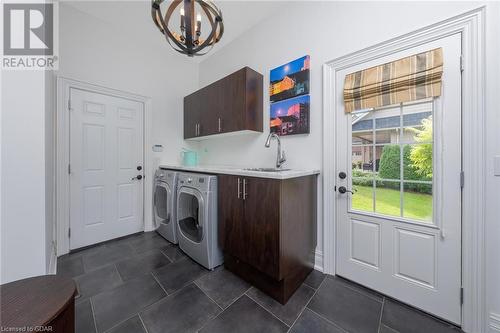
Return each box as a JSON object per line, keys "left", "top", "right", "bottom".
{"left": 45, "top": 70, "right": 56, "bottom": 273}
{"left": 197, "top": 1, "right": 500, "bottom": 328}
{"left": 1, "top": 71, "right": 49, "bottom": 284}
{"left": 58, "top": 3, "right": 200, "bottom": 168}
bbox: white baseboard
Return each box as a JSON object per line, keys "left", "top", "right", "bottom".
{"left": 314, "top": 250, "right": 324, "bottom": 272}
{"left": 490, "top": 313, "right": 500, "bottom": 332}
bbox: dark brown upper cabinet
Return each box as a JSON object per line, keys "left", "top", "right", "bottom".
{"left": 184, "top": 67, "right": 263, "bottom": 140}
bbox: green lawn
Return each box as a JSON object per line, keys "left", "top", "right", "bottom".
{"left": 352, "top": 185, "right": 432, "bottom": 221}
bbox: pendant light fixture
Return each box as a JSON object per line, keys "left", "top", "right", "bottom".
{"left": 151, "top": 0, "right": 224, "bottom": 57}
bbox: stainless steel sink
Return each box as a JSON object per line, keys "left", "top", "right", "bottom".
{"left": 244, "top": 168, "right": 291, "bottom": 172}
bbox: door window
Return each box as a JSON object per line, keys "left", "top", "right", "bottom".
{"left": 351, "top": 100, "right": 433, "bottom": 223}
{"left": 155, "top": 185, "right": 169, "bottom": 221}
{"left": 178, "top": 192, "right": 203, "bottom": 243}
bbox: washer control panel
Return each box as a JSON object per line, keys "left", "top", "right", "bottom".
{"left": 177, "top": 172, "right": 217, "bottom": 192}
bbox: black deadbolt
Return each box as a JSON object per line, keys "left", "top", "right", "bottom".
{"left": 137, "top": 166, "right": 142, "bottom": 171}
{"left": 339, "top": 171, "right": 347, "bottom": 179}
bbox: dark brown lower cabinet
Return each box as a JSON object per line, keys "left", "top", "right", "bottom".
{"left": 218, "top": 174, "right": 317, "bottom": 304}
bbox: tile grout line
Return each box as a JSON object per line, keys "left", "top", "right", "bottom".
{"left": 193, "top": 280, "right": 224, "bottom": 311}
{"left": 158, "top": 245, "right": 176, "bottom": 262}
{"left": 285, "top": 282, "right": 324, "bottom": 333}
{"left": 306, "top": 307, "right": 349, "bottom": 333}
{"left": 334, "top": 277, "right": 384, "bottom": 304}
{"left": 300, "top": 277, "right": 349, "bottom": 333}
{"left": 150, "top": 271, "right": 170, "bottom": 296}
{"left": 219, "top": 285, "right": 252, "bottom": 311}
{"left": 101, "top": 277, "right": 173, "bottom": 333}
{"left": 245, "top": 291, "right": 291, "bottom": 328}
{"left": 377, "top": 297, "right": 386, "bottom": 333}
{"left": 138, "top": 313, "right": 150, "bottom": 333}
{"left": 195, "top": 293, "right": 248, "bottom": 333}
{"left": 245, "top": 284, "right": 315, "bottom": 328}
{"left": 102, "top": 312, "right": 143, "bottom": 333}
{"left": 286, "top": 277, "right": 330, "bottom": 333}
{"left": 88, "top": 297, "right": 99, "bottom": 333}
{"left": 113, "top": 263, "right": 125, "bottom": 284}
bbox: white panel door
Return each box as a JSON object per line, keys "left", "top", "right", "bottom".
{"left": 70, "top": 88, "right": 144, "bottom": 249}
{"left": 335, "top": 34, "right": 462, "bottom": 323}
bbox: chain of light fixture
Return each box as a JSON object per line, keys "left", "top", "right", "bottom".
{"left": 152, "top": 0, "right": 224, "bottom": 57}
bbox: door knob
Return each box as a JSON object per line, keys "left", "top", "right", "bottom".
{"left": 338, "top": 186, "right": 355, "bottom": 194}
{"left": 132, "top": 175, "right": 143, "bottom": 180}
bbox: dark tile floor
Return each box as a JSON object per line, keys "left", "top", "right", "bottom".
{"left": 58, "top": 232, "right": 463, "bottom": 333}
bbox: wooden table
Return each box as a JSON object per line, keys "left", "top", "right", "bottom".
{"left": 1, "top": 275, "right": 77, "bottom": 332}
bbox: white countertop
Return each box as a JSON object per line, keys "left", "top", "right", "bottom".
{"left": 158, "top": 164, "right": 320, "bottom": 180}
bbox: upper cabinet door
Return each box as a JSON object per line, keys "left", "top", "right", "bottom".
{"left": 184, "top": 94, "right": 199, "bottom": 139}
{"left": 243, "top": 68, "right": 264, "bottom": 132}
{"left": 242, "top": 177, "right": 281, "bottom": 279}
{"left": 219, "top": 69, "right": 246, "bottom": 133}
{"left": 205, "top": 80, "right": 224, "bottom": 135}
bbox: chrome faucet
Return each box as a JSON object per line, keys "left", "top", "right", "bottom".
{"left": 265, "top": 132, "right": 286, "bottom": 169}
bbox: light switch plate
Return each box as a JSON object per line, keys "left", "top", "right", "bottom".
{"left": 494, "top": 155, "right": 500, "bottom": 176}
{"left": 152, "top": 144, "right": 163, "bottom": 152}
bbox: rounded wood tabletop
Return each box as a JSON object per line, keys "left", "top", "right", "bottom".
{"left": 0, "top": 275, "right": 77, "bottom": 329}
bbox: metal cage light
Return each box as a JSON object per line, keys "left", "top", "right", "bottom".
{"left": 152, "top": 0, "right": 224, "bottom": 57}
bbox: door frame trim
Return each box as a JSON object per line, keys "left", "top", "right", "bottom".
{"left": 322, "top": 7, "right": 485, "bottom": 332}
{"left": 56, "top": 77, "right": 153, "bottom": 256}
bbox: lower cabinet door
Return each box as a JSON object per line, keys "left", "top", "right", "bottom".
{"left": 242, "top": 177, "right": 281, "bottom": 279}
{"left": 218, "top": 175, "right": 246, "bottom": 261}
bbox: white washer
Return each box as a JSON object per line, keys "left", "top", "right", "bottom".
{"left": 153, "top": 168, "right": 179, "bottom": 243}
{"left": 176, "top": 172, "right": 223, "bottom": 270}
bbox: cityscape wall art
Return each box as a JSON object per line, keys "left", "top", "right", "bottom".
{"left": 270, "top": 94, "right": 310, "bottom": 136}
{"left": 269, "top": 55, "right": 310, "bottom": 136}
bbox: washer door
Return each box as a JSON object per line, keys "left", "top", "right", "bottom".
{"left": 177, "top": 187, "right": 205, "bottom": 244}
{"left": 154, "top": 182, "right": 172, "bottom": 227}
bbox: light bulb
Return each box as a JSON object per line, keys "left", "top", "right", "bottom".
{"left": 180, "top": 7, "right": 185, "bottom": 16}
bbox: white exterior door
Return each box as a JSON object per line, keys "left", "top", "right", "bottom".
{"left": 335, "top": 34, "right": 462, "bottom": 323}
{"left": 69, "top": 88, "right": 144, "bottom": 249}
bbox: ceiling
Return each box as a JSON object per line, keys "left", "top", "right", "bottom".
{"left": 64, "top": 1, "right": 286, "bottom": 62}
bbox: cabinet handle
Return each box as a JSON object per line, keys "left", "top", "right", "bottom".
{"left": 195, "top": 124, "right": 198, "bottom": 136}
{"left": 218, "top": 118, "right": 222, "bottom": 132}
{"left": 237, "top": 178, "right": 241, "bottom": 199}
{"left": 243, "top": 179, "right": 247, "bottom": 200}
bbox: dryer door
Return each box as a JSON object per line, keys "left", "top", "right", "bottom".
{"left": 154, "top": 182, "right": 172, "bottom": 227}
{"left": 177, "top": 187, "right": 205, "bottom": 244}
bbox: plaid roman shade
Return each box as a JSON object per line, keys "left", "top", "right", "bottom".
{"left": 343, "top": 48, "right": 443, "bottom": 113}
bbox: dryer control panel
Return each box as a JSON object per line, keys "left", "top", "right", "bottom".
{"left": 177, "top": 172, "right": 217, "bottom": 192}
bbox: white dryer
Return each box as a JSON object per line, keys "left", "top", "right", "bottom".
{"left": 176, "top": 172, "right": 223, "bottom": 270}
{"left": 153, "top": 168, "right": 179, "bottom": 243}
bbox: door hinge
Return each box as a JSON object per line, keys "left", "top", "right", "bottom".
{"left": 68, "top": 164, "right": 71, "bottom": 174}
{"left": 460, "top": 171, "right": 465, "bottom": 189}
{"left": 460, "top": 287, "right": 464, "bottom": 304}
{"left": 460, "top": 55, "right": 465, "bottom": 72}
{"left": 68, "top": 228, "right": 71, "bottom": 238}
